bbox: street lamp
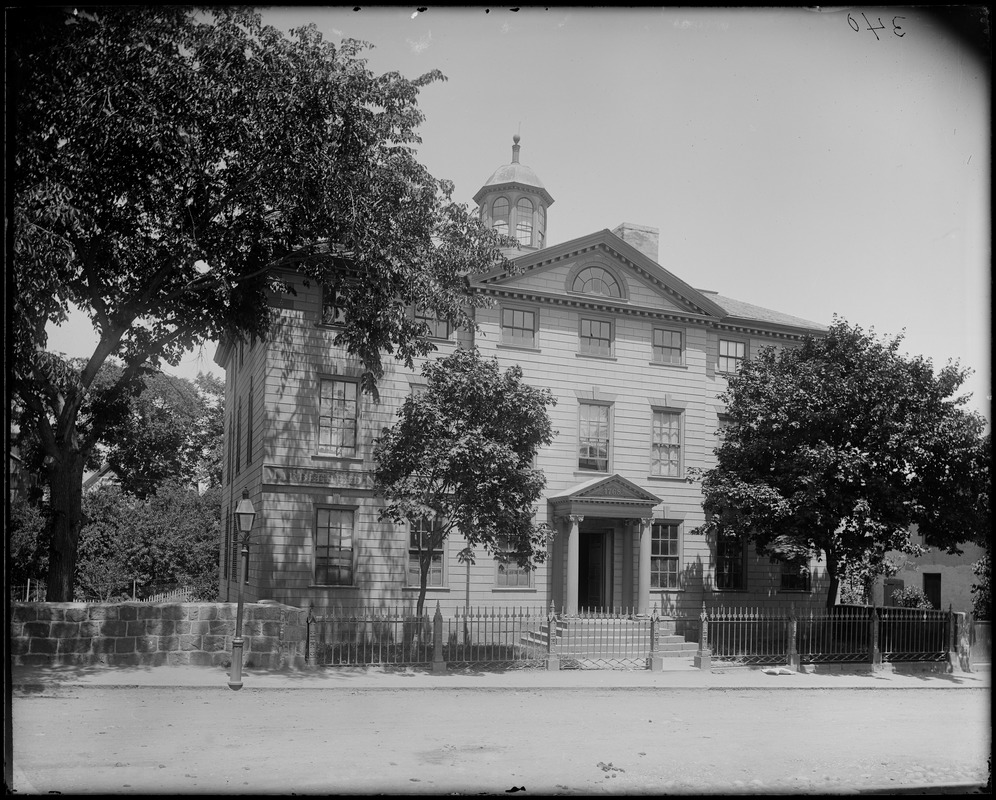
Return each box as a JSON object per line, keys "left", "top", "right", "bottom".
{"left": 228, "top": 488, "right": 256, "bottom": 691}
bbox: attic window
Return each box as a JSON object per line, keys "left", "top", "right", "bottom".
{"left": 572, "top": 266, "right": 622, "bottom": 299}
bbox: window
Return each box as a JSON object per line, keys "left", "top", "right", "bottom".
{"left": 315, "top": 508, "right": 354, "bottom": 586}
{"left": 321, "top": 285, "right": 346, "bottom": 326}
{"left": 235, "top": 398, "right": 242, "bottom": 475}
{"left": 408, "top": 517, "right": 444, "bottom": 588}
{"left": 651, "top": 523, "right": 680, "bottom": 589}
{"left": 501, "top": 307, "right": 537, "bottom": 348}
{"left": 719, "top": 339, "right": 746, "bottom": 373}
{"left": 226, "top": 509, "right": 237, "bottom": 581}
{"left": 653, "top": 329, "right": 683, "bottom": 365}
{"left": 226, "top": 416, "right": 233, "bottom": 484}
{"left": 536, "top": 205, "right": 546, "bottom": 248}
{"left": 318, "top": 378, "right": 358, "bottom": 457}
{"left": 495, "top": 538, "right": 532, "bottom": 587}
{"left": 414, "top": 306, "right": 451, "bottom": 340}
{"left": 651, "top": 410, "right": 682, "bottom": 477}
{"left": 572, "top": 266, "right": 622, "bottom": 298}
{"left": 579, "top": 317, "right": 613, "bottom": 357}
{"left": 515, "top": 198, "right": 533, "bottom": 245}
{"left": 492, "top": 197, "right": 510, "bottom": 236}
{"left": 779, "top": 559, "right": 811, "bottom": 591}
{"left": 579, "top": 402, "right": 610, "bottom": 471}
{"left": 246, "top": 379, "right": 254, "bottom": 464}
{"left": 715, "top": 533, "right": 746, "bottom": 590}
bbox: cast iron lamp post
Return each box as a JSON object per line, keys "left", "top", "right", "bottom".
{"left": 228, "top": 489, "right": 256, "bottom": 691}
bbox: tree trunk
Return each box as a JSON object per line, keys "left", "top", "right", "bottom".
{"left": 824, "top": 551, "right": 840, "bottom": 610}
{"left": 45, "top": 453, "right": 87, "bottom": 602}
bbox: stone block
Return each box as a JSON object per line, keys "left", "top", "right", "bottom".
{"left": 108, "top": 652, "right": 141, "bottom": 667}
{"left": 252, "top": 606, "right": 282, "bottom": 621}
{"left": 92, "top": 638, "right": 117, "bottom": 655}
{"left": 141, "top": 651, "right": 168, "bottom": 667}
{"left": 142, "top": 618, "right": 165, "bottom": 635}
{"left": 173, "top": 621, "right": 191, "bottom": 635}
{"left": 100, "top": 620, "right": 129, "bottom": 637}
{"left": 80, "top": 621, "right": 103, "bottom": 637}
{"left": 65, "top": 607, "right": 88, "bottom": 622}
{"left": 260, "top": 621, "right": 282, "bottom": 637}
{"left": 160, "top": 605, "right": 185, "bottom": 621}
{"left": 202, "top": 635, "right": 229, "bottom": 652}
{"left": 248, "top": 636, "right": 280, "bottom": 654}
{"left": 188, "top": 651, "right": 217, "bottom": 666}
{"left": 115, "top": 637, "right": 138, "bottom": 653}
{"left": 210, "top": 620, "right": 234, "bottom": 636}
{"left": 51, "top": 621, "right": 80, "bottom": 638}
{"left": 18, "top": 654, "right": 55, "bottom": 667}
{"left": 119, "top": 605, "right": 138, "bottom": 621}
{"left": 88, "top": 605, "right": 114, "bottom": 620}
{"left": 158, "top": 636, "right": 180, "bottom": 652}
{"left": 137, "top": 605, "right": 162, "bottom": 620}
{"left": 197, "top": 605, "right": 217, "bottom": 620}
{"left": 58, "top": 637, "right": 93, "bottom": 654}
{"left": 127, "top": 620, "right": 150, "bottom": 637}
{"left": 136, "top": 636, "right": 159, "bottom": 654}
{"left": 10, "top": 638, "right": 29, "bottom": 656}
{"left": 22, "top": 621, "right": 50, "bottom": 638}
{"left": 189, "top": 621, "right": 210, "bottom": 635}
{"left": 29, "top": 638, "right": 58, "bottom": 654}
{"left": 216, "top": 605, "right": 237, "bottom": 621}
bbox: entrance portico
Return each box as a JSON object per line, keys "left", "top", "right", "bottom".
{"left": 548, "top": 475, "right": 662, "bottom": 617}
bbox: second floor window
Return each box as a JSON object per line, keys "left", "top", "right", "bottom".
{"left": 319, "top": 378, "right": 358, "bottom": 457}
{"left": 579, "top": 317, "right": 613, "bottom": 357}
{"left": 719, "top": 339, "right": 746, "bottom": 373}
{"left": 501, "top": 307, "right": 536, "bottom": 348}
{"left": 322, "top": 285, "right": 346, "bottom": 326}
{"left": 414, "top": 307, "right": 451, "bottom": 340}
{"left": 651, "top": 410, "right": 682, "bottom": 477}
{"left": 579, "top": 402, "right": 610, "bottom": 472}
{"left": 653, "top": 329, "right": 683, "bottom": 365}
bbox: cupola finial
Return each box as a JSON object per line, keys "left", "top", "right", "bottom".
{"left": 511, "top": 134, "right": 521, "bottom": 164}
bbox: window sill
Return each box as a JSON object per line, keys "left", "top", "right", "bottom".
{"left": 651, "top": 588, "right": 685, "bottom": 593}
{"left": 492, "top": 587, "right": 537, "bottom": 593}
{"left": 649, "top": 361, "right": 687, "bottom": 369}
{"left": 402, "top": 586, "right": 451, "bottom": 592}
{"left": 646, "top": 474, "right": 686, "bottom": 482}
{"left": 573, "top": 470, "right": 611, "bottom": 478}
{"left": 496, "top": 343, "right": 541, "bottom": 353}
{"left": 777, "top": 588, "right": 812, "bottom": 594}
{"left": 311, "top": 455, "right": 364, "bottom": 464}
{"left": 712, "top": 587, "right": 747, "bottom": 593}
{"left": 308, "top": 584, "right": 357, "bottom": 590}
{"left": 575, "top": 353, "right": 617, "bottom": 361}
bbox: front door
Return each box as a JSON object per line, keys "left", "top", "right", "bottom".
{"left": 578, "top": 532, "right": 608, "bottom": 611}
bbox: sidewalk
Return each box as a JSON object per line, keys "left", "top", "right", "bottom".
{"left": 11, "top": 660, "right": 991, "bottom": 692}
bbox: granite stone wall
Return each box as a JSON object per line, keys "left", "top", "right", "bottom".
{"left": 9, "top": 601, "right": 308, "bottom": 669}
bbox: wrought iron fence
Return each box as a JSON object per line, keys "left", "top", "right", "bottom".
{"left": 879, "top": 607, "right": 949, "bottom": 662}
{"left": 556, "top": 607, "right": 656, "bottom": 670}
{"left": 706, "top": 607, "right": 791, "bottom": 666}
{"left": 308, "top": 607, "right": 433, "bottom": 666}
{"left": 797, "top": 605, "right": 870, "bottom": 664}
{"left": 442, "top": 606, "right": 548, "bottom": 668}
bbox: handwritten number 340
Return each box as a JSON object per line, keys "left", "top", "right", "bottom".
{"left": 849, "top": 13, "right": 906, "bottom": 40}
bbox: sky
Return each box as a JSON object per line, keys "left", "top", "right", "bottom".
{"left": 46, "top": 6, "right": 991, "bottom": 423}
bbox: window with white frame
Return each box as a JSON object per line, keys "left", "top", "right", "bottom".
{"left": 653, "top": 328, "right": 683, "bottom": 365}
{"left": 515, "top": 197, "right": 533, "bottom": 245}
{"left": 495, "top": 537, "right": 533, "bottom": 588}
{"left": 413, "top": 306, "right": 451, "bottom": 340}
{"left": 579, "top": 402, "right": 610, "bottom": 472}
{"left": 572, "top": 266, "right": 622, "bottom": 298}
{"left": 715, "top": 533, "right": 746, "bottom": 590}
{"left": 408, "top": 517, "right": 444, "bottom": 588}
{"left": 492, "top": 197, "right": 510, "bottom": 236}
{"left": 779, "top": 559, "right": 811, "bottom": 591}
{"left": 501, "top": 306, "right": 537, "bottom": 348}
{"left": 718, "top": 339, "right": 746, "bottom": 373}
{"left": 650, "top": 410, "right": 682, "bottom": 477}
{"left": 651, "top": 523, "right": 681, "bottom": 589}
{"left": 318, "top": 377, "right": 359, "bottom": 457}
{"left": 315, "top": 507, "right": 354, "bottom": 586}
{"left": 579, "top": 317, "right": 613, "bottom": 357}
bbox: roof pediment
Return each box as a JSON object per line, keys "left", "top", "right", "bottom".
{"left": 549, "top": 474, "right": 661, "bottom": 518}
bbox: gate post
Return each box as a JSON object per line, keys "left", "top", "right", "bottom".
{"left": 648, "top": 605, "right": 663, "bottom": 672}
{"left": 431, "top": 602, "right": 446, "bottom": 675}
{"left": 546, "top": 602, "right": 560, "bottom": 671}
{"left": 869, "top": 607, "right": 882, "bottom": 671}
{"left": 306, "top": 606, "right": 317, "bottom": 668}
{"left": 786, "top": 604, "right": 800, "bottom": 672}
{"left": 693, "top": 603, "right": 711, "bottom": 670}
{"left": 946, "top": 605, "right": 959, "bottom": 673}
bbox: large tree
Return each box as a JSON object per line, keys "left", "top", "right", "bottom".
{"left": 10, "top": 7, "right": 510, "bottom": 600}
{"left": 373, "top": 348, "right": 557, "bottom": 618}
{"left": 692, "top": 318, "right": 988, "bottom": 608}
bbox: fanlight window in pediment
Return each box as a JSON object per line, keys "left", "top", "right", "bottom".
{"left": 572, "top": 266, "right": 623, "bottom": 299}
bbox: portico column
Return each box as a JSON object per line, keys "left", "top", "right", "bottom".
{"left": 565, "top": 515, "right": 583, "bottom": 616}
{"left": 622, "top": 521, "right": 634, "bottom": 613}
{"left": 637, "top": 517, "right": 653, "bottom": 617}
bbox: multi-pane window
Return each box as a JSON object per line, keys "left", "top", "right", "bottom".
{"left": 414, "top": 306, "right": 451, "bottom": 339}
{"left": 226, "top": 509, "right": 238, "bottom": 581}
{"left": 579, "top": 402, "right": 610, "bottom": 472}
{"left": 321, "top": 285, "right": 346, "bottom": 325}
{"left": 515, "top": 198, "right": 533, "bottom": 245}
{"left": 715, "top": 533, "right": 746, "bottom": 590}
{"left": 315, "top": 508, "right": 354, "bottom": 585}
{"left": 246, "top": 379, "right": 254, "bottom": 464}
{"left": 235, "top": 398, "right": 242, "bottom": 475}
{"left": 572, "top": 266, "right": 622, "bottom": 298}
{"left": 651, "top": 410, "right": 682, "bottom": 477}
{"left": 653, "top": 329, "right": 683, "bottom": 365}
{"left": 492, "top": 197, "right": 510, "bottom": 236}
{"left": 319, "top": 378, "right": 358, "bottom": 457}
{"left": 501, "top": 307, "right": 536, "bottom": 348}
{"left": 408, "top": 517, "right": 444, "bottom": 587}
{"left": 495, "top": 538, "right": 532, "bottom": 587}
{"left": 719, "top": 339, "right": 746, "bottom": 373}
{"left": 780, "top": 559, "right": 811, "bottom": 591}
{"left": 579, "top": 318, "right": 613, "bottom": 357}
{"left": 536, "top": 205, "right": 546, "bottom": 248}
{"left": 651, "top": 523, "right": 680, "bottom": 589}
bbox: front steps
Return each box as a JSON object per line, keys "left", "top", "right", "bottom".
{"left": 520, "top": 616, "right": 698, "bottom": 660}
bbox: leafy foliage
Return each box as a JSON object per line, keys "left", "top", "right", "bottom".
{"left": 373, "top": 348, "right": 557, "bottom": 616}
{"left": 10, "top": 7, "right": 510, "bottom": 599}
{"left": 971, "top": 551, "right": 991, "bottom": 620}
{"left": 890, "top": 586, "right": 934, "bottom": 610}
{"left": 8, "top": 497, "right": 50, "bottom": 586}
{"left": 692, "top": 318, "right": 987, "bottom": 608}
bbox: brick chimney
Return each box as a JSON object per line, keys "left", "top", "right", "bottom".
{"left": 611, "top": 223, "right": 659, "bottom": 263}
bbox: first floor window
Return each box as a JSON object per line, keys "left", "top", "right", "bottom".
{"left": 651, "top": 410, "right": 682, "bottom": 477}
{"left": 779, "top": 559, "right": 811, "bottom": 591}
{"left": 501, "top": 307, "right": 536, "bottom": 348}
{"left": 719, "top": 339, "right": 746, "bottom": 373}
{"left": 715, "top": 533, "right": 746, "bottom": 590}
{"left": 579, "top": 402, "right": 610, "bottom": 471}
{"left": 408, "top": 517, "right": 444, "bottom": 587}
{"left": 319, "top": 378, "right": 358, "bottom": 456}
{"left": 651, "top": 523, "right": 680, "bottom": 589}
{"left": 315, "top": 508, "right": 354, "bottom": 585}
{"left": 653, "top": 329, "right": 683, "bottom": 365}
{"left": 495, "top": 538, "right": 532, "bottom": 588}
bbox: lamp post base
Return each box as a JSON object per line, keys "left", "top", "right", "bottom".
{"left": 228, "top": 637, "right": 245, "bottom": 691}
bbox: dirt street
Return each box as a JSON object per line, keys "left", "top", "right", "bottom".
{"left": 10, "top": 686, "right": 990, "bottom": 794}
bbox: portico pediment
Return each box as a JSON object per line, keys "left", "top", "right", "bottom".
{"left": 548, "top": 474, "right": 661, "bottom": 518}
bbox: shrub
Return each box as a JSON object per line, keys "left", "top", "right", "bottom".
{"left": 891, "top": 586, "right": 934, "bottom": 609}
